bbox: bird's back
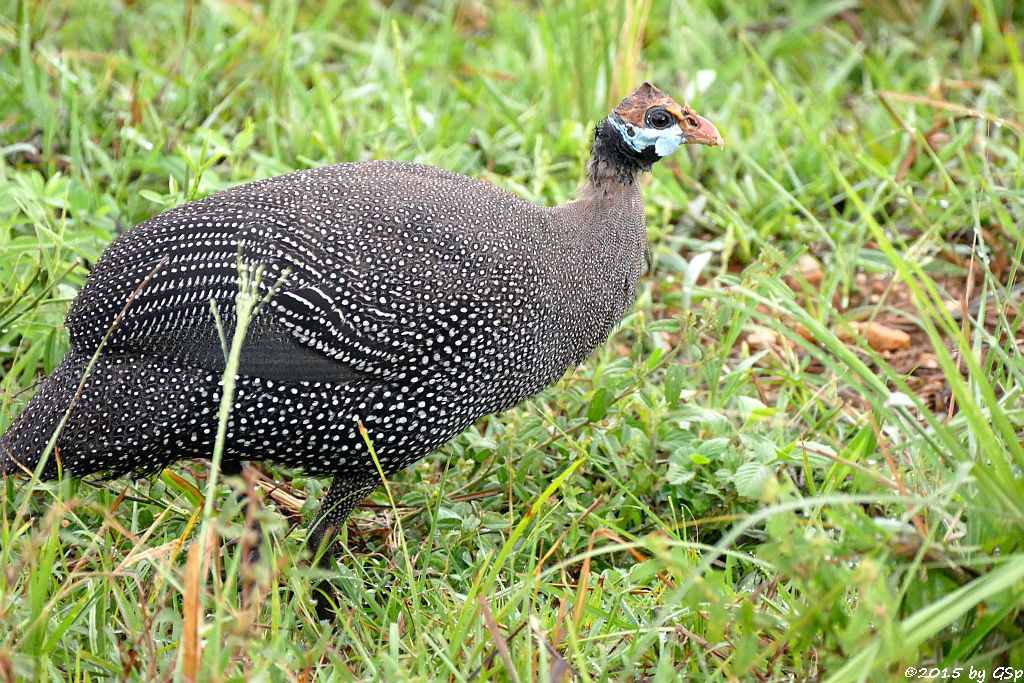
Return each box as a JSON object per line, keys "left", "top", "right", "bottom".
{"left": 68, "top": 161, "right": 551, "bottom": 376}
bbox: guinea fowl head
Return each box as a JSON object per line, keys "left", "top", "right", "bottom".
{"left": 590, "top": 82, "right": 722, "bottom": 182}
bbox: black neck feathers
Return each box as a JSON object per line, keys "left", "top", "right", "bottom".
{"left": 587, "top": 118, "right": 658, "bottom": 186}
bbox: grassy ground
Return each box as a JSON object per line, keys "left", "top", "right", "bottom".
{"left": 2, "top": 0, "right": 1023, "bottom": 680}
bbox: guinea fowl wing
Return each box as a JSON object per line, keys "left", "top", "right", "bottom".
{"left": 63, "top": 161, "right": 552, "bottom": 388}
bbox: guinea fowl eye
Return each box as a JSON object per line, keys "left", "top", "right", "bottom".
{"left": 646, "top": 108, "right": 673, "bottom": 129}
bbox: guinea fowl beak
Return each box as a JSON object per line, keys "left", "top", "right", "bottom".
{"left": 685, "top": 113, "right": 724, "bottom": 148}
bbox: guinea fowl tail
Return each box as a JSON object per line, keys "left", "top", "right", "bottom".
{"left": 0, "top": 352, "right": 89, "bottom": 478}
{"left": 3, "top": 351, "right": 224, "bottom": 481}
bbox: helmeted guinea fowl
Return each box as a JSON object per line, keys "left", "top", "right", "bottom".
{"left": 0, "top": 82, "right": 721, "bottom": 560}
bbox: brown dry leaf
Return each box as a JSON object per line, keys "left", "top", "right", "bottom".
{"left": 784, "top": 255, "right": 824, "bottom": 289}
{"left": 794, "top": 324, "right": 815, "bottom": 342}
{"left": 117, "top": 540, "right": 178, "bottom": 571}
{"left": 798, "top": 254, "right": 824, "bottom": 285}
{"left": 265, "top": 487, "right": 304, "bottom": 515}
{"left": 843, "top": 322, "right": 912, "bottom": 351}
{"left": 746, "top": 331, "right": 778, "bottom": 349}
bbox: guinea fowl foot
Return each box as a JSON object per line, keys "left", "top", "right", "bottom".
{"left": 307, "top": 519, "right": 346, "bottom": 622}
{"left": 313, "top": 578, "right": 341, "bottom": 622}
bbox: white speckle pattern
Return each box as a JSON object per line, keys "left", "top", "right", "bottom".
{"left": 0, "top": 84, "right": 703, "bottom": 548}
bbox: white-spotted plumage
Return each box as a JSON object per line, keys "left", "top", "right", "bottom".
{"left": 0, "top": 83, "right": 721, "bottom": 553}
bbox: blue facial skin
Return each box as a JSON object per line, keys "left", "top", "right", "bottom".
{"left": 607, "top": 115, "right": 683, "bottom": 157}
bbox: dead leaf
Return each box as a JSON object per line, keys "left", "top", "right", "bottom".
{"left": 798, "top": 254, "right": 824, "bottom": 285}
{"left": 844, "top": 322, "right": 912, "bottom": 351}
{"left": 746, "top": 331, "right": 778, "bottom": 349}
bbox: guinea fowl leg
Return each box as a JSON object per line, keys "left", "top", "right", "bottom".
{"left": 219, "top": 460, "right": 263, "bottom": 558}
{"left": 308, "top": 477, "right": 378, "bottom": 620}
{"left": 217, "top": 460, "right": 268, "bottom": 608}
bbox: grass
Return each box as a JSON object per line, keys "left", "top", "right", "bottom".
{"left": 1, "top": 0, "right": 1023, "bottom": 679}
